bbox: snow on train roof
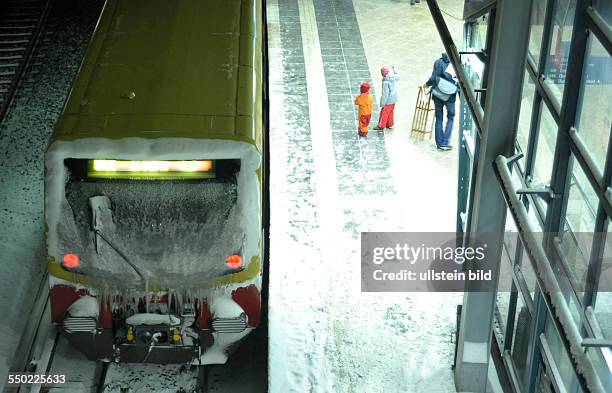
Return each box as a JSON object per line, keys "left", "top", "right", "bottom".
{"left": 45, "top": 137, "right": 261, "bottom": 163}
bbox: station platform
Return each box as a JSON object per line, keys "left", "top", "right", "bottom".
{"left": 267, "top": 0, "right": 466, "bottom": 391}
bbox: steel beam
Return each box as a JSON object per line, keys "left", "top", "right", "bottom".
{"left": 463, "top": 0, "right": 496, "bottom": 21}
{"left": 525, "top": 56, "right": 562, "bottom": 123}
{"left": 587, "top": 6, "right": 612, "bottom": 55}
{"left": 453, "top": 0, "right": 533, "bottom": 391}
{"left": 495, "top": 155, "right": 601, "bottom": 393}
{"left": 543, "top": 0, "right": 591, "bottom": 234}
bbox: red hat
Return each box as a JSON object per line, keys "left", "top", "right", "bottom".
{"left": 360, "top": 82, "right": 370, "bottom": 93}
{"left": 381, "top": 65, "right": 390, "bottom": 76}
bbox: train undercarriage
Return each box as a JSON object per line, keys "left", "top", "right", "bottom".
{"left": 51, "top": 284, "right": 261, "bottom": 364}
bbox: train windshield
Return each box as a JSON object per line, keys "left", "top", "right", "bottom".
{"left": 58, "top": 159, "right": 243, "bottom": 289}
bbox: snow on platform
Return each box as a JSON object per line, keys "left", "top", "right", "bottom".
{"left": 268, "top": 0, "right": 464, "bottom": 392}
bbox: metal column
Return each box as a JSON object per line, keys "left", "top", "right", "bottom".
{"left": 453, "top": 0, "right": 533, "bottom": 391}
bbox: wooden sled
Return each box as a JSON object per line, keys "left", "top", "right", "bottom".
{"left": 410, "top": 86, "right": 434, "bottom": 139}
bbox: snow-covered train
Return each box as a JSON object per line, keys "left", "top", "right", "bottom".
{"left": 44, "top": 0, "right": 267, "bottom": 364}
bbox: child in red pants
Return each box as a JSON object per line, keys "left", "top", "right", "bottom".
{"left": 354, "top": 82, "right": 373, "bottom": 137}
{"left": 374, "top": 65, "right": 399, "bottom": 130}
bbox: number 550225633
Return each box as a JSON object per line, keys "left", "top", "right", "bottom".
{"left": 6, "top": 373, "right": 66, "bottom": 385}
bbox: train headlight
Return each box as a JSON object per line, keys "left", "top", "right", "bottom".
{"left": 62, "top": 253, "right": 80, "bottom": 268}
{"left": 126, "top": 327, "right": 135, "bottom": 342}
{"left": 89, "top": 160, "right": 215, "bottom": 179}
{"left": 226, "top": 254, "right": 242, "bottom": 269}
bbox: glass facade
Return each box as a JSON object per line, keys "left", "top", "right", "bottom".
{"left": 456, "top": 14, "right": 492, "bottom": 234}
{"left": 531, "top": 105, "right": 558, "bottom": 186}
{"left": 597, "top": 235, "right": 612, "bottom": 341}
{"left": 545, "top": 0, "right": 576, "bottom": 102}
{"left": 576, "top": 35, "right": 611, "bottom": 174}
{"left": 517, "top": 71, "right": 536, "bottom": 172}
{"left": 511, "top": 290, "right": 532, "bottom": 381}
{"left": 529, "top": 0, "right": 549, "bottom": 64}
{"left": 457, "top": 0, "right": 612, "bottom": 391}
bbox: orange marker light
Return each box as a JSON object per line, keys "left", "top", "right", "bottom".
{"left": 63, "top": 253, "right": 80, "bottom": 268}
{"left": 226, "top": 254, "right": 242, "bottom": 269}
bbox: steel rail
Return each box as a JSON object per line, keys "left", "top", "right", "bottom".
{"left": 4, "top": 273, "right": 53, "bottom": 393}
{"left": 0, "top": 0, "right": 53, "bottom": 125}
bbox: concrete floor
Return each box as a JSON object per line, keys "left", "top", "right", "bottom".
{"left": 268, "top": 0, "right": 465, "bottom": 392}
{"left": 355, "top": 0, "right": 463, "bottom": 231}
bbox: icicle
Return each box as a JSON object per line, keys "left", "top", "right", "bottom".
{"left": 145, "top": 278, "right": 149, "bottom": 313}
{"left": 98, "top": 295, "right": 112, "bottom": 329}
{"left": 170, "top": 292, "right": 176, "bottom": 314}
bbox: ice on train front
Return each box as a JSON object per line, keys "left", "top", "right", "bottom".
{"left": 44, "top": 145, "right": 263, "bottom": 364}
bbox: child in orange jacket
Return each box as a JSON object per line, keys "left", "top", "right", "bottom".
{"left": 354, "top": 82, "right": 373, "bottom": 137}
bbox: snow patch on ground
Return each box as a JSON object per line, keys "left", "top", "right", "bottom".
{"left": 102, "top": 363, "right": 198, "bottom": 393}
{"left": 198, "top": 328, "right": 254, "bottom": 365}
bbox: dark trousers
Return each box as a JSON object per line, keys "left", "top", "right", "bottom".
{"left": 433, "top": 96, "right": 456, "bottom": 147}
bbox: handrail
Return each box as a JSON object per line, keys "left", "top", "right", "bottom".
{"left": 495, "top": 154, "right": 606, "bottom": 393}
{"left": 586, "top": 6, "right": 612, "bottom": 55}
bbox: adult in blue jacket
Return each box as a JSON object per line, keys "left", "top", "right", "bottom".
{"left": 425, "top": 53, "right": 458, "bottom": 150}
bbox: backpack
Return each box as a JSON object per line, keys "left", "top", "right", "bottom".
{"left": 432, "top": 62, "right": 458, "bottom": 101}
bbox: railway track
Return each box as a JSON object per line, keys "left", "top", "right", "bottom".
{"left": 2, "top": 0, "right": 268, "bottom": 390}
{"left": 7, "top": 279, "right": 264, "bottom": 393}
{"left": 0, "top": 0, "right": 52, "bottom": 124}
{"left": 9, "top": 299, "right": 197, "bottom": 393}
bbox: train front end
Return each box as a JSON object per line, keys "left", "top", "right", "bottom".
{"left": 44, "top": 138, "right": 263, "bottom": 364}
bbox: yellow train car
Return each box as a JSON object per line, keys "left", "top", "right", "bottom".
{"left": 44, "top": 0, "right": 267, "bottom": 364}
